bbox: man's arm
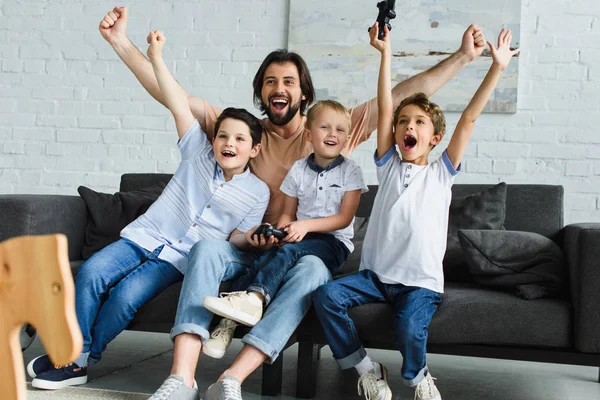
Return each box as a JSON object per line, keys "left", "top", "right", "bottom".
{"left": 362, "top": 24, "right": 487, "bottom": 134}
{"left": 446, "top": 29, "right": 519, "bottom": 169}
{"left": 99, "top": 6, "right": 221, "bottom": 131}
{"left": 147, "top": 31, "right": 194, "bottom": 139}
{"left": 282, "top": 190, "right": 361, "bottom": 243}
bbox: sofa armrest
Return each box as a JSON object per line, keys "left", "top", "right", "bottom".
{"left": 0, "top": 195, "right": 87, "bottom": 261}
{"left": 563, "top": 223, "right": 600, "bottom": 353}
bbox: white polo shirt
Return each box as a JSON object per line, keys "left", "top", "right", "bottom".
{"left": 280, "top": 154, "right": 368, "bottom": 252}
{"left": 360, "top": 147, "right": 460, "bottom": 293}
{"left": 121, "top": 120, "right": 270, "bottom": 274}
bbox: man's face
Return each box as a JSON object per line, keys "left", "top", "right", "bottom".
{"left": 260, "top": 61, "right": 306, "bottom": 126}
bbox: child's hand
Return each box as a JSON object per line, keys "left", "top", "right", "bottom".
{"left": 488, "top": 29, "right": 520, "bottom": 71}
{"left": 245, "top": 224, "right": 280, "bottom": 250}
{"left": 369, "top": 21, "right": 391, "bottom": 54}
{"left": 459, "top": 24, "right": 486, "bottom": 61}
{"left": 282, "top": 221, "right": 309, "bottom": 243}
{"left": 146, "top": 30, "right": 166, "bottom": 61}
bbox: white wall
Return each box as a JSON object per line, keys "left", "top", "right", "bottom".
{"left": 1, "top": 0, "right": 599, "bottom": 224}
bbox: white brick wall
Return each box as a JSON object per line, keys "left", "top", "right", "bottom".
{"left": 1, "top": 0, "right": 599, "bottom": 223}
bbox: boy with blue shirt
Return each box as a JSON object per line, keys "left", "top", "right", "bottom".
{"left": 28, "top": 29, "right": 270, "bottom": 391}
{"left": 200, "top": 100, "right": 368, "bottom": 358}
{"left": 312, "top": 24, "right": 520, "bottom": 400}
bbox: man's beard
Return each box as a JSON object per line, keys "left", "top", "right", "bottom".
{"left": 264, "top": 99, "right": 302, "bottom": 126}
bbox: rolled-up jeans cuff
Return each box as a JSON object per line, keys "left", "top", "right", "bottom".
{"left": 242, "top": 333, "right": 278, "bottom": 363}
{"left": 336, "top": 346, "right": 368, "bottom": 370}
{"left": 404, "top": 366, "right": 428, "bottom": 387}
{"left": 247, "top": 284, "right": 272, "bottom": 306}
{"left": 170, "top": 323, "right": 210, "bottom": 344}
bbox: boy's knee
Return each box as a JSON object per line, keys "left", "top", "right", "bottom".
{"left": 189, "top": 238, "right": 231, "bottom": 260}
{"left": 295, "top": 255, "right": 331, "bottom": 284}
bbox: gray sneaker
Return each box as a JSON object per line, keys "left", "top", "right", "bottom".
{"left": 203, "top": 376, "right": 242, "bottom": 400}
{"left": 149, "top": 374, "right": 198, "bottom": 400}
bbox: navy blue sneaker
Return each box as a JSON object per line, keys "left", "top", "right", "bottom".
{"left": 31, "top": 364, "right": 87, "bottom": 389}
{"left": 26, "top": 354, "right": 53, "bottom": 378}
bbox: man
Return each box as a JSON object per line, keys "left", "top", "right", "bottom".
{"left": 99, "top": 6, "right": 485, "bottom": 400}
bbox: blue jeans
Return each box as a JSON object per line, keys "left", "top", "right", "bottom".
{"left": 75, "top": 238, "right": 183, "bottom": 360}
{"left": 234, "top": 233, "right": 349, "bottom": 305}
{"left": 312, "top": 269, "right": 442, "bottom": 387}
{"left": 171, "top": 238, "right": 331, "bottom": 362}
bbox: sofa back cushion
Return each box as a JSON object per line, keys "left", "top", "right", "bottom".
{"left": 120, "top": 174, "right": 173, "bottom": 192}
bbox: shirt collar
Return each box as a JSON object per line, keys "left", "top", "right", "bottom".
{"left": 213, "top": 163, "right": 251, "bottom": 181}
{"left": 306, "top": 153, "right": 345, "bottom": 173}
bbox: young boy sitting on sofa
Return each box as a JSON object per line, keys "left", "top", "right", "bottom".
{"left": 200, "top": 100, "right": 368, "bottom": 359}
{"left": 312, "top": 23, "right": 519, "bottom": 400}
{"left": 28, "top": 29, "right": 270, "bottom": 391}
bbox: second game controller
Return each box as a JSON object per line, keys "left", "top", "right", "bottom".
{"left": 251, "top": 224, "right": 287, "bottom": 240}
{"left": 368, "top": 0, "right": 397, "bottom": 40}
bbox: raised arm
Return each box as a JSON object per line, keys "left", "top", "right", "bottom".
{"left": 446, "top": 29, "right": 520, "bottom": 168}
{"left": 370, "top": 22, "right": 394, "bottom": 159}
{"left": 98, "top": 6, "right": 220, "bottom": 128}
{"left": 362, "top": 24, "right": 487, "bottom": 134}
{"left": 146, "top": 31, "right": 195, "bottom": 139}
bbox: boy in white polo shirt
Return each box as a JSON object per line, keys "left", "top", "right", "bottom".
{"left": 28, "top": 30, "right": 270, "bottom": 392}
{"left": 200, "top": 100, "right": 367, "bottom": 357}
{"left": 312, "top": 24, "right": 520, "bottom": 400}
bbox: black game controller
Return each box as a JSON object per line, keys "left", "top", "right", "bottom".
{"left": 251, "top": 224, "right": 287, "bottom": 240}
{"left": 368, "top": 0, "right": 397, "bottom": 40}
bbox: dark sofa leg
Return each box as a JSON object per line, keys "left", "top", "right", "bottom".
{"left": 296, "top": 342, "right": 321, "bottom": 399}
{"left": 261, "top": 353, "right": 283, "bottom": 396}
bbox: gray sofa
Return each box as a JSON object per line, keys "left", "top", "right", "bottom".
{"left": 2, "top": 174, "right": 599, "bottom": 399}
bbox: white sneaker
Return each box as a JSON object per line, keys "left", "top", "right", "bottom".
{"left": 202, "top": 292, "right": 263, "bottom": 327}
{"left": 203, "top": 319, "right": 238, "bottom": 359}
{"left": 357, "top": 362, "right": 392, "bottom": 400}
{"left": 149, "top": 374, "right": 198, "bottom": 400}
{"left": 414, "top": 371, "right": 442, "bottom": 400}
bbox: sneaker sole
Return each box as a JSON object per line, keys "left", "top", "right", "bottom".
{"left": 27, "top": 355, "right": 47, "bottom": 379}
{"left": 202, "top": 345, "right": 226, "bottom": 359}
{"left": 31, "top": 376, "right": 87, "bottom": 390}
{"left": 202, "top": 298, "right": 260, "bottom": 327}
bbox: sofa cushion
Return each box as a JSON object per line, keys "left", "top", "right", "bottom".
{"left": 330, "top": 283, "right": 571, "bottom": 348}
{"left": 458, "top": 229, "right": 565, "bottom": 299}
{"left": 444, "top": 182, "right": 507, "bottom": 282}
{"left": 77, "top": 183, "right": 166, "bottom": 259}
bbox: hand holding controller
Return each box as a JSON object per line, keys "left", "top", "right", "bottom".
{"left": 251, "top": 224, "right": 287, "bottom": 240}
{"left": 368, "top": 0, "right": 397, "bottom": 39}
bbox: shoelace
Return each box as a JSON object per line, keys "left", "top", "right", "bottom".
{"left": 219, "top": 291, "right": 247, "bottom": 302}
{"left": 221, "top": 379, "right": 243, "bottom": 399}
{"left": 211, "top": 320, "right": 237, "bottom": 339}
{"left": 152, "top": 377, "right": 181, "bottom": 400}
{"left": 415, "top": 375, "right": 437, "bottom": 400}
{"left": 357, "top": 372, "right": 379, "bottom": 400}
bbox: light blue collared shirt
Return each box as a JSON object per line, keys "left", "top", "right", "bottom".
{"left": 121, "top": 120, "right": 270, "bottom": 274}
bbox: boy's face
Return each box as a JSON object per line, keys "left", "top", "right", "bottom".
{"left": 395, "top": 104, "right": 442, "bottom": 163}
{"left": 306, "top": 108, "right": 349, "bottom": 161}
{"left": 212, "top": 118, "right": 260, "bottom": 174}
{"left": 261, "top": 61, "right": 306, "bottom": 126}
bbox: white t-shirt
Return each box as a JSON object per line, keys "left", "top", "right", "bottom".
{"left": 279, "top": 154, "right": 368, "bottom": 252}
{"left": 360, "top": 147, "right": 460, "bottom": 293}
